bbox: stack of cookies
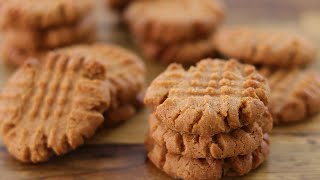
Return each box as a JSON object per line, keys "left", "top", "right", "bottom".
{"left": 144, "top": 59, "right": 273, "bottom": 179}
{"left": 214, "top": 26, "right": 320, "bottom": 125}
{"left": 0, "top": 43, "right": 145, "bottom": 163}
{"left": 125, "top": 0, "right": 225, "bottom": 64}
{"left": 0, "top": 0, "right": 96, "bottom": 66}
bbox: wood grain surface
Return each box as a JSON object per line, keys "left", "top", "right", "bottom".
{"left": 0, "top": 0, "right": 319, "bottom": 179}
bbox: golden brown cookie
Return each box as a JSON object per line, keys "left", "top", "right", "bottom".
{"left": 2, "top": 17, "right": 96, "bottom": 50}
{"left": 260, "top": 67, "right": 320, "bottom": 124}
{"left": 57, "top": 43, "right": 146, "bottom": 124}
{"left": 146, "top": 134, "right": 270, "bottom": 180}
{"left": 149, "top": 114, "right": 264, "bottom": 159}
{"left": 0, "top": 0, "right": 93, "bottom": 29}
{"left": 137, "top": 32, "right": 216, "bottom": 64}
{"left": 214, "top": 27, "right": 316, "bottom": 68}
{"left": 125, "top": 0, "right": 224, "bottom": 44}
{"left": 0, "top": 52, "right": 111, "bottom": 163}
{"left": 144, "top": 59, "right": 270, "bottom": 136}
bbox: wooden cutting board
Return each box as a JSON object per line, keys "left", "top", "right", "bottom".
{"left": 0, "top": 0, "right": 319, "bottom": 179}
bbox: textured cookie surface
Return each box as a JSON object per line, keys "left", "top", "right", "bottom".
{"left": 0, "top": 0, "right": 93, "bottom": 29}
{"left": 0, "top": 52, "right": 111, "bottom": 163}
{"left": 260, "top": 68, "right": 320, "bottom": 124}
{"left": 137, "top": 33, "right": 216, "bottom": 64}
{"left": 146, "top": 134, "right": 270, "bottom": 180}
{"left": 144, "top": 59, "right": 270, "bottom": 136}
{"left": 214, "top": 27, "right": 316, "bottom": 68}
{"left": 58, "top": 43, "right": 145, "bottom": 124}
{"left": 125, "top": 0, "right": 224, "bottom": 44}
{"left": 149, "top": 114, "right": 264, "bottom": 159}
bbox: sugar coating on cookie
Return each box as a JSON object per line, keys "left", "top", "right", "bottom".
{"left": 138, "top": 33, "right": 216, "bottom": 64}
{"left": 260, "top": 68, "right": 320, "bottom": 124}
{"left": 146, "top": 134, "right": 270, "bottom": 180}
{"left": 145, "top": 59, "right": 270, "bottom": 136}
{"left": 214, "top": 27, "right": 316, "bottom": 68}
{"left": 0, "top": 52, "right": 111, "bottom": 163}
{"left": 125, "top": 0, "right": 224, "bottom": 44}
{"left": 57, "top": 43, "right": 146, "bottom": 124}
{"left": 149, "top": 114, "right": 264, "bottom": 159}
{"left": 0, "top": 0, "right": 93, "bottom": 29}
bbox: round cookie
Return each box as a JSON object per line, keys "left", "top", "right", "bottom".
{"left": 0, "top": 0, "right": 93, "bottom": 29}
{"left": 214, "top": 27, "right": 316, "bottom": 68}
{"left": 0, "top": 52, "right": 111, "bottom": 163}
{"left": 137, "top": 33, "right": 216, "bottom": 64}
{"left": 57, "top": 43, "right": 146, "bottom": 125}
{"left": 149, "top": 114, "right": 265, "bottom": 159}
{"left": 125, "top": 0, "right": 224, "bottom": 44}
{"left": 146, "top": 134, "right": 270, "bottom": 180}
{"left": 260, "top": 67, "right": 320, "bottom": 124}
{"left": 144, "top": 59, "right": 270, "bottom": 136}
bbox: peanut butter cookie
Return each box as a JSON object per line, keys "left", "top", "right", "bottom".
{"left": 214, "top": 27, "right": 316, "bottom": 68}
{"left": 0, "top": 52, "right": 111, "bottom": 163}
{"left": 125, "top": 0, "right": 224, "bottom": 44}
{"left": 144, "top": 59, "right": 270, "bottom": 136}
{"left": 58, "top": 43, "right": 146, "bottom": 125}
{"left": 260, "top": 67, "right": 320, "bottom": 124}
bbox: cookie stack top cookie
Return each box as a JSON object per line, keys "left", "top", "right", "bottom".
{"left": 0, "top": 0, "right": 93, "bottom": 29}
{"left": 145, "top": 59, "right": 271, "bottom": 136}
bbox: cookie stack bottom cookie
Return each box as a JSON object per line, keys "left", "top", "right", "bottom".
{"left": 0, "top": 0, "right": 95, "bottom": 66}
{"left": 145, "top": 114, "right": 271, "bottom": 180}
